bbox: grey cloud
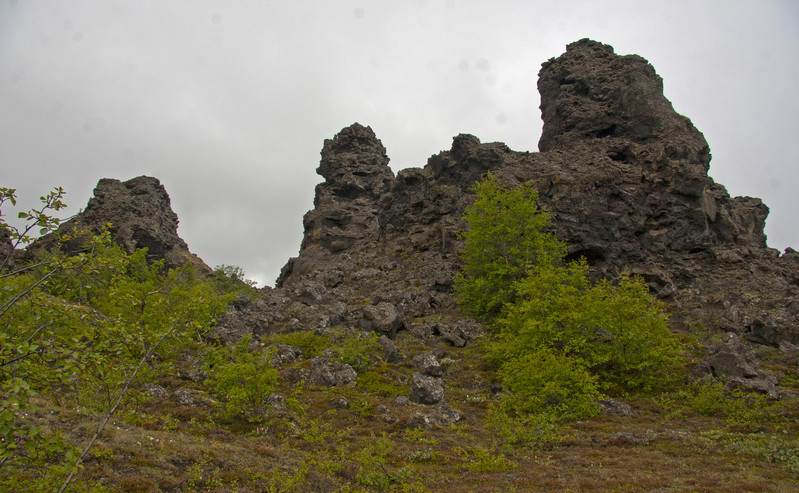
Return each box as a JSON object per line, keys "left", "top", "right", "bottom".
{"left": 2, "top": 0, "right": 797, "bottom": 286}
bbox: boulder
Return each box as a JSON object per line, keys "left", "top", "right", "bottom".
{"left": 410, "top": 372, "right": 444, "bottom": 405}
{"left": 307, "top": 356, "right": 357, "bottom": 387}
{"left": 691, "top": 333, "right": 778, "bottom": 398}
{"left": 412, "top": 352, "right": 443, "bottom": 377}
{"left": 379, "top": 335, "right": 402, "bottom": 363}
{"left": 359, "top": 302, "right": 405, "bottom": 336}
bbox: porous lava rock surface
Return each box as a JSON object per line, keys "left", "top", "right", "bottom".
{"left": 271, "top": 39, "right": 798, "bottom": 352}
{"left": 37, "top": 176, "right": 211, "bottom": 273}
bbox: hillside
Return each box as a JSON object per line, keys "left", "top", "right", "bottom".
{"left": 2, "top": 39, "right": 798, "bottom": 492}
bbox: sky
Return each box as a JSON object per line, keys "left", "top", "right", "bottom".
{"left": 1, "top": 0, "right": 797, "bottom": 287}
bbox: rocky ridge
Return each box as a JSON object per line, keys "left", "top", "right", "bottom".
{"left": 268, "top": 39, "right": 798, "bottom": 351}
{"left": 49, "top": 39, "right": 799, "bottom": 399}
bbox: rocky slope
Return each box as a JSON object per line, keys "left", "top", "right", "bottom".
{"left": 51, "top": 39, "right": 798, "bottom": 379}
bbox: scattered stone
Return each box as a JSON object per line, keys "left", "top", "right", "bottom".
{"left": 265, "top": 393, "right": 286, "bottom": 410}
{"left": 269, "top": 343, "right": 303, "bottom": 368}
{"left": 143, "top": 383, "right": 168, "bottom": 400}
{"left": 379, "top": 335, "right": 402, "bottom": 363}
{"left": 605, "top": 432, "right": 643, "bottom": 446}
{"left": 307, "top": 356, "right": 357, "bottom": 387}
{"left": 429, "top": 402, "right": 461, "bottom": 427}
{"left": 286, "top": 318, "right": 304, "bottom": 332}
{"left": 172, "top": 389, "right": 206, "bottom": 407}
{"left": 692, "top": 333, "right": 779, "bottom": 398}
{"left": 393, "top": 396, "right": 411, "bottom": 407}
{"left": 375, "top": 404, "right": 397, "bottom": 423}
{"left": 405, "top": 413, "right": 432, "bottom": 430}
{"left": 598, "top": 399, "right": 634, "bottom": 417}
{"left": 178, "top": 353, "right": 207, "bottom": 382}
{"left": 410, "top": 372, "right": 444, "bottom": 405}
{"left": 331, "top": 397, "right": 349, "bottom": 409}
{"left": 413, "top": 353, "right": 443, "bottom": 377}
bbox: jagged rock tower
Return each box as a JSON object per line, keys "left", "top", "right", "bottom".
{"left": 39, "top": 176, "right": 211, "bottom": 274}
{"left": 267, "top": 39, "right": 798, "bottom": 348}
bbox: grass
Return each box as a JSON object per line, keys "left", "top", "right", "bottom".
{"left": 5, "top": 324, "right": 799, "bottom": 492}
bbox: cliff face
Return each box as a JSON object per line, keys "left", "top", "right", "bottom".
{"left": 272, "top": 39, "right": 798, "bottom": 347}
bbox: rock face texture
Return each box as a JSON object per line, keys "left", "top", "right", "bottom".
{"left": 270, "top": 39, "right": 798, "bottom": 351}
{"left": 38, "top": 176, "right": 211, "bottom": 273}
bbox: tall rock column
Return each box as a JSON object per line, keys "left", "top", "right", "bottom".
{"left": 299, "top": 123, "right": 394, "bottom": 253}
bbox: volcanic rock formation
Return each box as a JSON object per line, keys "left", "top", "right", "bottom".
{"left": 42, "top": 39, "right": 799, "bottom": 393}
{"left": 271, "top": 39, "right": 798, "bottom": 351}
{"left": 37, "top": 176, "right": 211, "bottom": 274}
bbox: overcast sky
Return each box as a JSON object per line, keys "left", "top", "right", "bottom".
{"left": 2, "top": 1, "right": 797, "bottom": 286}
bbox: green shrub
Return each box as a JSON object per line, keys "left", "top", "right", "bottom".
{"left": 484, "top": 405, "right": 567, "bottom": 448}
{"left": 263, "top": 331, "right": 329, "bottom": 358}
{"left": 498, "top": 347, "right": 602, "bottom": 422}
{"left": 726, "top": 433, "right": 799, "bottom": 477}
{"left": 658, "top": 378, "right": 775, "bottom": 430}
{"left": 454, "top": 172, "right": 564, "bottom": 320}
{"left": 204, "top": 336, "right": 278, "bottom": 421}
{"left": 455, "top": 174, "right": 685, "bottom": 425}
{"left": 335, "top": 330, "right": 379, "bottom": 371}
{"left": 357, "top": 370, "right": 406, "bottom": 397}
{"left": 458, "top": 447, "right": 518, "bottom": 472}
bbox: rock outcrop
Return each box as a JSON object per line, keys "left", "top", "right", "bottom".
{"left": 30, "top": 39, "right": 797, "bottom": 396}
{"left": 269, "top": 39, "right": 798, "bottom": 353}
{"left": 35, "top": 176, "right": 211, "bottom": 273}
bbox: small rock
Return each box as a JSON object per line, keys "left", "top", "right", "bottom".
{"left": 307, "top": 356, "right": 357, "bottom": 387}
{"left": 413, "top": 353, "right": 443, "bottom": 377}
{"left": 269, "top": 343, "right": 303, "bottom": 368}
{"left": 172, "top": 389, "right": 199, "bottom": 407}
{"left": 331, "top": 397, "right": 349, "bottom": 409}
{"left": 379, "top": 335, "right": 403, "bottom": 363}
{"left": 406, "top": 413, "right": 432, "bottom": 430}
{"left": 266, "top": 393, "right": 286, "bottom": 410}
{"left": 287, "top": 318, "right": 304, "bottom": 332}
{"left": 430, "top": 402, "right": 461, "bottom": 427}
{"left": 410, "top": 372, "right": 444, "bottom": 405}
{"left": 605, "top": 432, "right": 642, "bottom": 446}
{"left": 598, "top": 399, "right": 634, "bottom": 417}
{"left": 394, "top": 396, "right": 411, "bottom": 407}
{"left": 143, "top": 383, "right": 168, "bottom": 400}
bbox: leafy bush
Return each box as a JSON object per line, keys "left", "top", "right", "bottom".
{"left": 484, "top": 405, "right": 567, "bottom": 448}
{"left": 455, "top": 174, "right": 685, "bottom": 425}
{"left": 263, "top": 331, "right": 329, "bottom": 358}
{"left": 454, "top": 173, "right": 564, "bottom": 320}
{"left": 498, "top": 347, "right": 602, "bottom": 422}
{"left": 335, "top": 329, "right": 379, "bottom": 371}
{"left": 457, "top": 447, "right": 518, "bottom": 472}
{"left": 0, "top": 187, "right": 230, "bottom": 489}
{"left": 357, "top": 370, "right": 406, "bottom": 397}
{"left": 657, "top": 378, "right": 776, "bottom": 430}
{"left": 496, "top": 263, "right": 682, "bottom": 393}
{"left": 204, "top": 336, "right": 278, "bottom": 421}
{"left": 725, "top": 433, "right": 799, "bottom": 477}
